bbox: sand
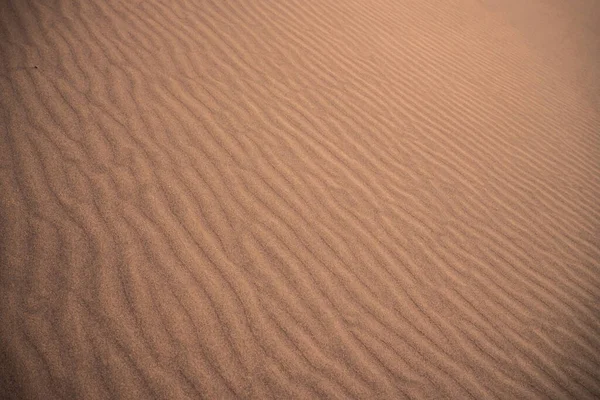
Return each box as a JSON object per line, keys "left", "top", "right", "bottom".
{"left": 1, "top": 0, "right": 599, "bottom": 398}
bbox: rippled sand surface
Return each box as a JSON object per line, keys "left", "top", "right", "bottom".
{"left": 1, "top": 0, "right": 599, "bottom": 398}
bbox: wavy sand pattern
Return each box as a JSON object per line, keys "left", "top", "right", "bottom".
{"left": 1, "top": 0, "right": 600, "bottom": 398}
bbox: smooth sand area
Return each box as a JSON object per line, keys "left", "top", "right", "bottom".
{"left": 1, "top": 0, "right": 599, "bottom": 398}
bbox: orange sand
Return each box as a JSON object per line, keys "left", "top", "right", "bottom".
{"left": 1, "top": 0, "right": 599, "bottom": 398}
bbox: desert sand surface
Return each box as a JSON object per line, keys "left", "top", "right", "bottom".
{"left": 1, "top": 0, "right": 600, "bottom": 398}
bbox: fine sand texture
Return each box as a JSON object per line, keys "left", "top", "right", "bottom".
{"left": 2, "top": 0, "right": 600, "bottom": 398}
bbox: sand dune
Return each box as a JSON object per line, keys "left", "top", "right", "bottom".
{"left": 1, "top": 0, "right": 599, "bottom": 398}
